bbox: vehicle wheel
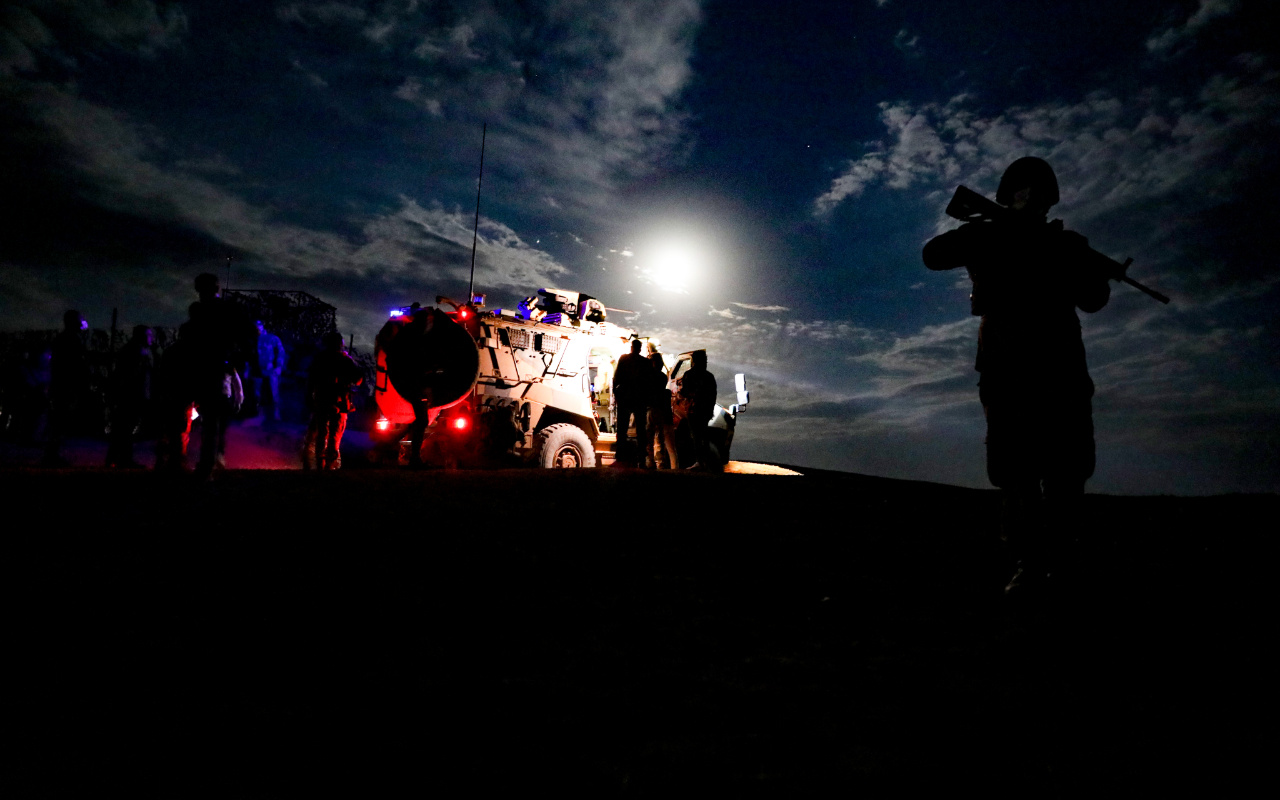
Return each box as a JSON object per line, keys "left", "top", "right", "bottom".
{"left": 536, "top": 423, "right": 596, "bottom": 469}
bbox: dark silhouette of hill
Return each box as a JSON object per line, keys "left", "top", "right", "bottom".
{"left": 2, "top": 467, "right": 1271, "bottom": 794}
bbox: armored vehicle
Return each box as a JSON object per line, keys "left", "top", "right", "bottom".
{"left": 370, "top": 288, "right": 748, "bottom": 468}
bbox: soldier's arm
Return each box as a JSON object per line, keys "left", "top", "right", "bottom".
{"left": 1063, "top": 230, "right": 1112, "bottom": 313}
{"left": 922, "top": 222, "right": 990, "bottom": 271}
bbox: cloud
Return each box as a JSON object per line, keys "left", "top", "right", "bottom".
{"left": 286, "top": 0, "right": 702, "bottom": 217}
{"left": 1147, "top": 0, "right": 1238, "bottom": 55}
{"left": 893, "top": 27, "right": 920, "bottom": 56}
{"left": 393, "top": 76, "right": 443, "bottom": 116}
{"left": 732, "top": 302, "right": 790, "bottom": 312}
{"left": 0, "top": 81, "right": 569, "bottom": 335}
{"left": 291, "top": 59, "right": 329, "bottom": 89}
{"left": 2, "top": 0, "right": 187, "bottom": 74}
{"left": 276, "top": 3, "right": 367, "bottom": 27}
{"left": 812, "top": 60, "right": 1280, "bottom": 278}
{"left": 366, "top": 0, "right": 706, "bottom": 215}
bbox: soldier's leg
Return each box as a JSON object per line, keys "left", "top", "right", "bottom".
{"left": 42, "top": 397, "right": 69, "bottom": 464}
{"left": 178, "top": 403, "right": 193, "bottom": 466}
{"left": 661, "top": 422, "right": 679, "bottom": 470}
{"left": 196, "top": 398, "right": 227, "bottom": 476}
{"left": 615, "top": 403, "right": 636, "bottom": 465}
{"left": 406, "top": 404, "right": 427, "bottom": 466}
{"left": 983, "top": 393, "right": 1048, "bottom": 592}
{"left": 247, "top": 375, "right": 261, "bottom": 417}
{"left": 326, "top": 411, "right": 347, "bottom": 469}
{"left": 634, "top": 405, "right": 648, "bottom": 467}
{"left": 108, "top": 404, "right": 140, "bottom": 466}
{"left": 687, "top": 404, "right": 713, "bottom": 468}
{"left": 266, "top": 374, "right": 281, "bottom": 421}
{"left": 105, "top": 406, "right": 123, "bottom": 467}
{"left": 316, "top": 413, "right": 333, "bottom": 470}
{"left": 303, "top": 412, "right": 321, "bottom": 470}
{"left": 158, "top": 403, "right": 190, "bottom": 471}
{"left": 1042, "top": 393, "right": 1095, "bottom": 578}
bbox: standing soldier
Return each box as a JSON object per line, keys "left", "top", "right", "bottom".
{"left": 42, "top": 310, "right": 90, "bottom": 467}
{"left": 251, "top": 319, "right": 287, "bottom": 422}
{"left": 105, "top": 325, "right": 155, "bottom": 468}
{"left": 612, "top": 338, "right": 650, "bottom": 467}
{"left": 922, "top": 157, "right": 1112, "bottom": 595}
{"left": 647, "top": 347, "right": 677, "bottom": 469}
{"left": 303, "top": 331, "right": 364, "bottom": 471}
{"left": 187, "top": 274, "right": 244, "bottom": 480}
{"left": 677, "top": 350, "right": 717, "bottom": 470}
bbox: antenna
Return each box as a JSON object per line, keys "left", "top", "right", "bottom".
{"left": 468, "top": 122, "right": 487, "bottom": 303}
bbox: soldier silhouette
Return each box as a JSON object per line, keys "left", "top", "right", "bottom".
{"left": 42, "top": 310, "right": 90, "bottom": 467}
{"left": 677, "top": 350, "right": 717, "bottom": 471}
{"left": 612, "top": 339, "right": 649, "bottom": 467}
{"left": 105, "top": 325, "right": 155, "bottom": 468}
{"left": 303, "top": 331, "right": 364, "bottom": 471}
{"left": 923, "top": 157, "right": 1112, "bottom": 595}
{"left": 187, "top": 273, "right": 245, "bottom": 479}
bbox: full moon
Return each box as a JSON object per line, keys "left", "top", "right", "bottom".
{"left": 645, "top": 242, "right": 698, "bottom": 292}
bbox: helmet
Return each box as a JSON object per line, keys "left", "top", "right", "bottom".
{"left": 996, "top": 157, "right": 1059, "bottom": 208}
{"left": 194, "top": 272, "right": 220, "bottom": 295}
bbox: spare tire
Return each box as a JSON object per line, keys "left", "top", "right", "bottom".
{"left": 383, "top": 308, "right": 480, "bottom": 410}
{"left": 536, "top": 423, "right": 596, "bottom": 469}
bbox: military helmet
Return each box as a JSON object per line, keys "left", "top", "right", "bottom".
{"left": 322, "top": 331, "right": 345, "bottom": 351}
{"left": 194, "top": 272, "right": 220, "bottom": 295}
{"left": 996, "top": 157, "right": 1059, "bottom": 208}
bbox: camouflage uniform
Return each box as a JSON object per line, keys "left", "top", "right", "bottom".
{"left": 304, "top": 338, "right": 364, "bottom": 470}
{"left": 922, "top": 157, "right": 1111, "bottom": 590}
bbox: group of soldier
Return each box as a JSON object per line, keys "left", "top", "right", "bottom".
{"left": 612, "top": 339, "right": 717, "bottom": 470}
{"left": 15, "top": 154, "right": 1131, "bottom": 597}
{"left": 29, "top": 272, "right": 363, "bottom": 478}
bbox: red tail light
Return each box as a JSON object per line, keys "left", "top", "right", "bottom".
{"left": 452, "top": 416, "right": 469, "bottom": 431}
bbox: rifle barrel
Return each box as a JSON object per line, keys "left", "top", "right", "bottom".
{"left": 1122, "top": 275, "right": 1170, "bottom": 304}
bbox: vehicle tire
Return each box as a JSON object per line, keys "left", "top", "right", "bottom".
{"left": 536, "top": 423, "right": 596, "bottom": 469}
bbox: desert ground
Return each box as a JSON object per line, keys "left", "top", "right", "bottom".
{"left": 1, "top": 426, "right": 1273, "bottom": 795}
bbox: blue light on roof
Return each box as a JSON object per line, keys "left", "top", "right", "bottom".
{"left": 389, "top": 308, "right": 404, "bottom": 317}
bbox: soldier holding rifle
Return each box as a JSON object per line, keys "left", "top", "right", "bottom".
{"left": 923, "top": 157, "right": 1165, "bottom": 596}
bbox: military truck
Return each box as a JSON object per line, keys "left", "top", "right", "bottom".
{"left": 370, "top": 288, "right": 748, "bottom": 468}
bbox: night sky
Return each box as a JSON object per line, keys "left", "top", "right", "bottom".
{"left": 3, "top": 0, "right": 1277, "bottom": 494}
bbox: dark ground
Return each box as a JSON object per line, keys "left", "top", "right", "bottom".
{"left": 1, "top": 467, "right": 1272, "bottom": 796}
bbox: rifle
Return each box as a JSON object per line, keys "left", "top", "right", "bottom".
{"left": 944, "top": 185, "right": 1170, "bottom": 305}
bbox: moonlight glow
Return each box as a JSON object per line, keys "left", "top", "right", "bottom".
{"left": 631, "top": 225, "right": 721, "bottom": 294}
{"left": 643, "top": 242, "right": 698, "bottom": 293}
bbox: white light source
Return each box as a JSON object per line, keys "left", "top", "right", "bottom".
{"left": 642, "top": 239, "right": 702, "bottom": 293}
